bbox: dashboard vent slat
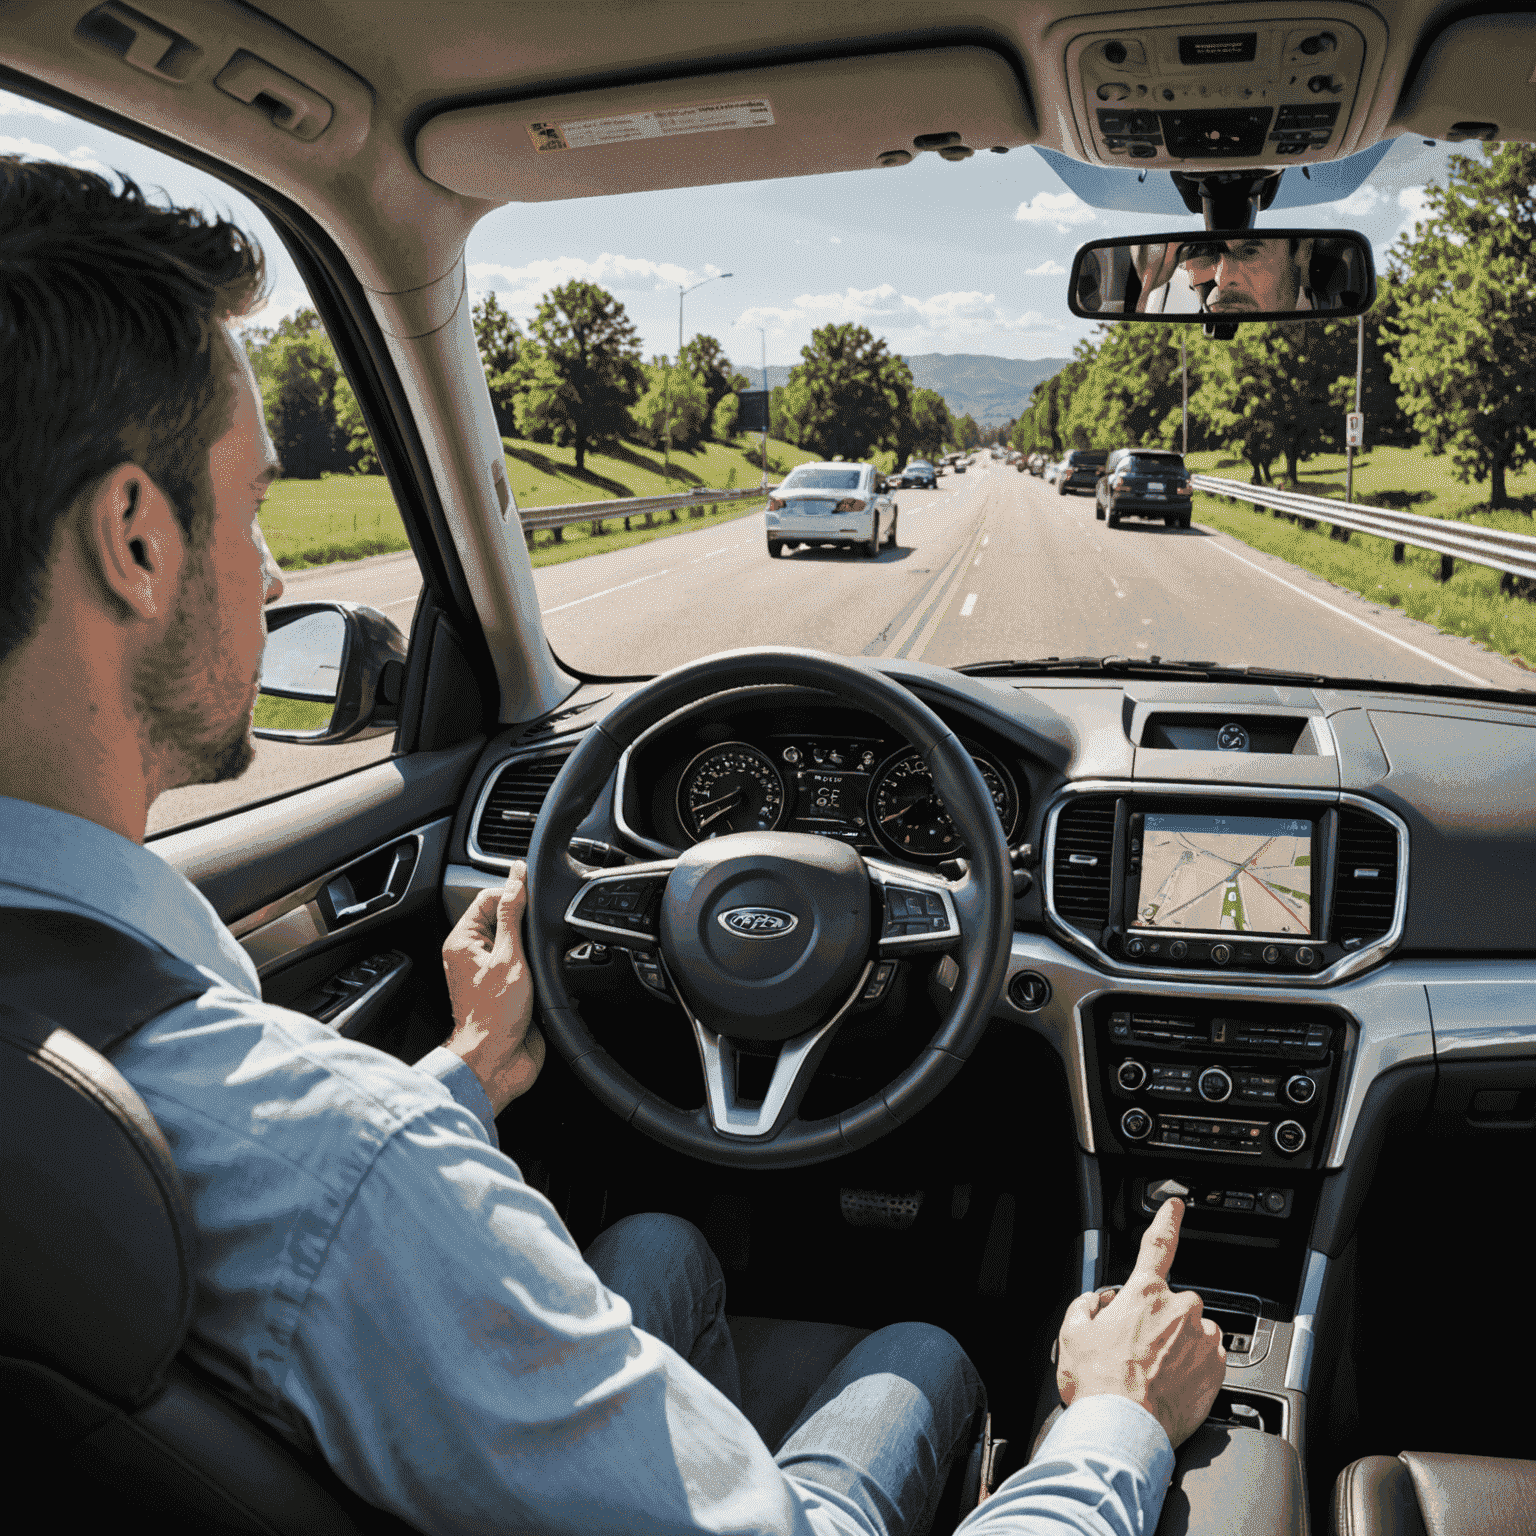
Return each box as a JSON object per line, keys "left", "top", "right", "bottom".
{"left": 1332, "top": 807, "right": 1399, "bottom": 943}
{"left": 1053, "top": 798, "right": 1117, "bottom": 929}
{"left": 474, "top": 752, "right": 571, "bottom": 859}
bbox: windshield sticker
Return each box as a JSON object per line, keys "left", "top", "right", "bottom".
{"left": 527, "top": 98, "right": 775, "bottom": 152}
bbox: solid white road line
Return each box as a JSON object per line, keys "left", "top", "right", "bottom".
{"left": 542, "top": 568, "right": 672, "bottom": 615}
{"left": 961, "top": 593, "right": 978, "bottom": 617}
{"left": 1206, "top": 537, "right": 1490, "bottom": 685}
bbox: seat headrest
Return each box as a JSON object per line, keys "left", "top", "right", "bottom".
{"left": 0, "top": 908, "right": 215, "bottom": 1410}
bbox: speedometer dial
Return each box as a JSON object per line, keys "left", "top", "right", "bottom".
{"left": 677, "top": 743, "right": 786, "bottom": 841}
{"left": 868, "top": 750, "right": 1018, "bottom": 860}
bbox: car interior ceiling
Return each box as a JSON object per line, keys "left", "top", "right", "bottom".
{"left": 4, "top": 4, "right": 1536, "bottom": 1536}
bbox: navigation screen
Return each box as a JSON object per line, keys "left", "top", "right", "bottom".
{"left": 1134, "top": 813, "right": 1312, "bottom": 935}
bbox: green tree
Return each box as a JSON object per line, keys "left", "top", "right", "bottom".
{"left": 711, "top": 390, "right": 740, "bottom": 443}
{"left": 780, "top": 323, "right": 914, "bottom": 461}
{"left": 243, "top": 309, "right": 352, "bottom": 478}
{"left": 1386, "top": 143, "right": 1536, "bottom": 507}
{"left": 331, "top": 375, "right": 378, "bottom": 474}
{"left": 631, "top": 356, "right": 710, "bottom": 452}
{"left": 510, "top": 281, "right": 645, "bottom": 471}
{"left": 678, "top": 334, "right": 743, "bottom": 422}
{"left": 909, "top": 388, "right": 952, "bottom": 459}
{"left": 953, "top": 412, "right": 981, "bottom": 450}
{"left": 472, "top": 292, "right": 523, "bottom": 436}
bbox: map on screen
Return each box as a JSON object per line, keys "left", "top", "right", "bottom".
{"left": 1134, "top": 813, "right": 1312, "bottom": 935}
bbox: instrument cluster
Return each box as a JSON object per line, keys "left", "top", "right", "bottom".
{"left": 656, "top": 729, "right": 1022, "bottom": 864}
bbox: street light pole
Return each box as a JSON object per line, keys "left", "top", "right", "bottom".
{"left": 759, "top": 327, "right": 769, "bottom": 490}
{"left": 664, "top": 271, "right": 731, "bottom": 489}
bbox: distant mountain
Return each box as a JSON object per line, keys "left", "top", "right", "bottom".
{"left": 742, "top": 353, "right": 1072, "bottom": 428}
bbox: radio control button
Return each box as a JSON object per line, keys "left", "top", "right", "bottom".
{"left": 1121, "top": 1108, "right": 1153, "bottom": 1141}
{"left": 1295, "top": 946, "right": 1316, "bottom": 966}
{"left": 1126, "top": 938, "right": 1145, "bottom": 957}
{"left": 1262, "top": 1191, "right": 1287, "bottom": 1213}
{"left": 1117, "top": 1060, "right": 1147, "bottom": 1091}
{"left": 1198, "top": 1067, "right": 1233, "bottom": 1103}
{"left": 1263, "top": 945, "right": 1280, "bottom": 965}
{"left": 1285, "top": 1074, "right": 1316, "bottom": 1104}
{"left": 1274, "top": 1120, "right": 1307, "bottom": 1154}
{"left": 1210, "top": 943, "right": 1232, "bottom": 964}
{"left": 1169, "top": 940, "right": 1188, "bottom": 959}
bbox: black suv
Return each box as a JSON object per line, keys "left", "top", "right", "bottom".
{"left": 1096, "top": 447, "right": 1194, "bottom": 529}
{"left": 1054, "top": 448, "right": 1107, "bottom": 495}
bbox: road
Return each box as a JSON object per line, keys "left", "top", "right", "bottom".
{"left": 147, "top": 457, "right": 1535, "bottom": 834}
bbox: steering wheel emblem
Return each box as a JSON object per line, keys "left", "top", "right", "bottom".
{"left": 1216, "top": 722, "right": 1251, "bottom": 752}
{"left": 718, "top": 906, "right": 798, "bottom": 938}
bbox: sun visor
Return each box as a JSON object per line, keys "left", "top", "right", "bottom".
{"left": 414, "top": 47, "right": 1035, "bottom": 202}
{"left": 1394, "top": 14, "right": 1536, "bottom": 143}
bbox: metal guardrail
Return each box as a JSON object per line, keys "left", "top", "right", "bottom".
{"left": 519, "top": 483, "right": 778, "bottom": 537}
{"left": 1191, "top": 474, "right": 1536, "bottom": 586}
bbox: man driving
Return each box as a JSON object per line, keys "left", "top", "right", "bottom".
{"left": 1135, "top": 236, "right": 1316, "bottom": 314}
{"left": 0, "top": 156, "right": 1226, "bottom": 1535}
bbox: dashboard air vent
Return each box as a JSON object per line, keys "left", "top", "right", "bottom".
{"left": 474, "top": 751, "right": 570, "bottom": 859}
{"left": 1052, "top": 797, "right": 1118, "bottom": 929}
{"left": 1332, "top": 807, "right": 1399, "bottom": 943}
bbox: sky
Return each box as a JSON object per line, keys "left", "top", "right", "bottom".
{"left": 3, "top": 85, "right": 1457, "bottom": 374}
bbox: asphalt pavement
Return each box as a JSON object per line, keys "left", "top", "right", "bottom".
{"left": 146, "top": 457, "right": 1535, "bottom": 835}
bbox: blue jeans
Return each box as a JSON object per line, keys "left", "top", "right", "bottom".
{"left": 585, "top": 1213, "right": 986, "bottom": 1536}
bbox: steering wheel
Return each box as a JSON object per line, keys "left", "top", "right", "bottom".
{"left": 525, "top": 648, "right": 1014, "bottom": 1168}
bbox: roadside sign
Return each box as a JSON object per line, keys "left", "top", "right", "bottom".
{"left": 1345, "top": 411, "right": 1364, "bottom": 448}
{"left": 737, "top": 390, "right": 769, "bottom": 433}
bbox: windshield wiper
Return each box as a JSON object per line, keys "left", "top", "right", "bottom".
{"left": 953, "top": 654, "right": 1536, "bottom": 704}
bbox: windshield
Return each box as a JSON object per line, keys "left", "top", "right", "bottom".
{"left": 780, "top": 467, "right": 865, "bottom": 491}
{"left": 463, "top": 136, "right": 1535, "bottom": 694}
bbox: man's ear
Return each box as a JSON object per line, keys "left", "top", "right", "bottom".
{"left": 78, "top": 464, "right": 186, "bottom": 623}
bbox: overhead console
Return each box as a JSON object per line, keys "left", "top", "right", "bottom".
{"left": 1043, "top": 2, "right": 1390, "bottom": 170}
{"left": 1043, "top": 783, "right": 1406, "bottom": 985}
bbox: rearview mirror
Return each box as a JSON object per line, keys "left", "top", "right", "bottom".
{"left": 255, "top": 600, "right": 407, "bottom": 744}
{"left": 1068, "top": 229, "right": 1375, "bottom": 322}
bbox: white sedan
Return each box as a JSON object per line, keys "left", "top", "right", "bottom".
{"left": 765, "top": 462, "right": 897, "bottom": 559}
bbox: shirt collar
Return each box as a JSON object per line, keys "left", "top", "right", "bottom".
{"left": 0, "top": 795, "right": 259, "bottom": 996}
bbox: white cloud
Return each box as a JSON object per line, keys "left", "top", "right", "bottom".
{"left": 1024, "top": 259, "right": 1066, "bottom": 276}
{"left": 734, "top": 283, "right": 1064, "bottom": 353}
{"left": 0, "top": 134, "right": 108, "bottom": 175}
{"left": 1014, "top": 191, "right": 1096, "bottom": 232}
{"left": 829, "top": 236, "right": 842, "bottom": 244}
{"left": 0, "top": 91, "right": 67, "bottom": 123}
{"left": 1332, "top": 185, "right": 1382, "bottom": 219}
{"left": 467, "top": 253, "right": 723, "bottom": 313}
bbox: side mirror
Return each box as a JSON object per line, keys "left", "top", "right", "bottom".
{"left": 255, "top": 600, "right": 408, "bottom": 745}
{"left": 1068, "top": 229, "right": 1375, "bottom": 323}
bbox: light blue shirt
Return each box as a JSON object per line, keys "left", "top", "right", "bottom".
{"left": 1, "top": 795, "right": 1174, "bottom": 1535}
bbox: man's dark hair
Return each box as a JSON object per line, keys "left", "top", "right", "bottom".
{"left": 0, "top": 156, "right": 267, "bottom": 669}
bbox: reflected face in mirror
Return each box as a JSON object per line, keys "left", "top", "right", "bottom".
{"left": 1178, "top": 237, "right": 1315, "bottom": 313}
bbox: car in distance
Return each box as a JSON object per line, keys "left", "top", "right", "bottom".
{"left": 1042, "top": 458, "right": 1061, "bottom": 484}
{"left": 1055, "top": 448, "right": 1109, "bottom": 495}
{"left": 894, "top": 459, "right": 936, "bottom": 489}
{"left": 765, "top": 461, "right": 897, "bottom": 558}
{"left": 1096, "top": 447, "right": 1194, "bottom": 529}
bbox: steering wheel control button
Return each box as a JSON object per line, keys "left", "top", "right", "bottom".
{"left": 1121, "top": 1108, "right": 1153, "bottom": 1141}
{"left": 569, "top": 871, "right": 670, "bottom": 944}
{"left": 1285, "top": 1073, "right": 1317, "bottom": 1104}
{"left": 861, "top": 960, "right": 899, "bottom": 1002}
{"left": 877, "top": 877, "right": 958, "bottom": 948}
{"left": 1116, "top": 1059, "right": 1147, "bottom": 1092}
{"left": 1210, "top": 943, "right": 1232, "bottom": 965}
{"left": 1198, "top": 1067, "right": 1233, "bottom": 1103}
{"left": 630, "top": 952, "right": 675, "bottom": 1000}
{"left": 1274, "top": 1120, "right": 1307, "bottom": 1154}
{"left": 1008, "top": 971, "right": 1051, "bottom": 1011}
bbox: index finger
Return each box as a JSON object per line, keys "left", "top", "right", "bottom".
{"left": 1130, "top": 1196, "right": 1183, "bottom": 1284}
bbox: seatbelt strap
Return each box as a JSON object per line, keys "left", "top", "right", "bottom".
{"left": 0, "top": 907, "right": 213, "bottom": 1053}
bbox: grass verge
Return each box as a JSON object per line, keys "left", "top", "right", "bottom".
{"left": 263, "top": 434, "right": 818, "bottom": 570}
{"left": 1190, "top": 450, "right": 1536, "bottom": 670}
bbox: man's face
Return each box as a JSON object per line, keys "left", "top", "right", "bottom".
{"left": 1187, "top": 238, "right": 1302, "bottom": 313}
{"left": 133, "top": 332, "right": 284, "bottom": 789}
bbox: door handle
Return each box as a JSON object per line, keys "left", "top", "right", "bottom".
{"left": 321, "top": 838, "right": 419, "bottom": 929}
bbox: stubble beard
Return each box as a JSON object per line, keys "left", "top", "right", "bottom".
{"left": 133, "top": 540, "right": 258, "bottom": 791}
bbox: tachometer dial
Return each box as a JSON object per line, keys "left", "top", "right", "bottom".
{"left": 677, "top": 743, "right": 786, "bottom": 841}
{"left": 869, "top": 750, "right": 1018, "bottom": 860}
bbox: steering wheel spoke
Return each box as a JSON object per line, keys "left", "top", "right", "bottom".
{"left": 564, "top": 859, "right": 675, "bottom": 949}
{"left": 867, "top": 857, "right": 962, "bottom": 957}
{"left": 677, "top": 959, "right": 875, "bottom": 1138}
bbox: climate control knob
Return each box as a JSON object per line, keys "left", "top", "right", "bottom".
{"left": 1198, "top": 1067, "right": 1233, "bottom": 1103}
{"left": 1121, "top": 1107, "right": 1153, "bottom": 1141}
{"left": 1116, "top": 1060, "right": 1147, "bottom": 1092}
{"left": 1274, "top": 1120, "right": 1307, "bottom": 1154}
{"left": 1285, "top": 1073, "right": 1316, "bottom": 1105}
